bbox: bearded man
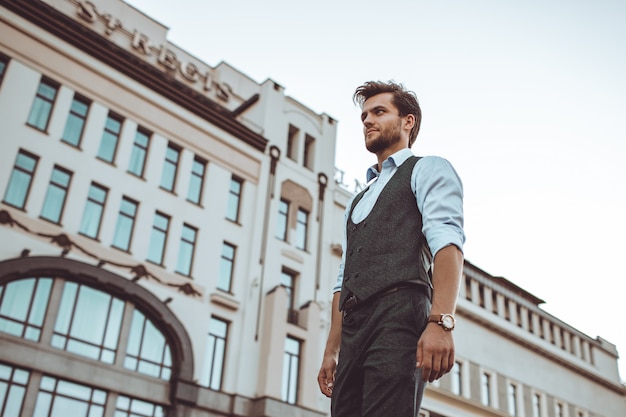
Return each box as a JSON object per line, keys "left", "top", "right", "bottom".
{"left": 317, "top": 81, "right": 466, "bottom": 417}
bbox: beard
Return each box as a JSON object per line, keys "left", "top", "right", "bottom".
{"left": 365, "top": 120, "right": 403, "bottom": 154}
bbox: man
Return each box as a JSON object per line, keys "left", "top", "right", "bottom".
{"left": 317, "top": 81, "right": 465, "bottom": 417}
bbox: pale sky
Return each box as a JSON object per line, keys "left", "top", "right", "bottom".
{"left": 124, "top": 0, "right": 626, "bottom": 380}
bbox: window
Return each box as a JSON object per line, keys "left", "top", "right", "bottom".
{"left": 125, "top": 309, "right": 172, "bottom": 380}
{"left": 276, "top": 199, "right": 289, "bottom": 241}
{"left": 160, "top": 142, "right": 180, "bottom": 192}
{"left": 175, "top": 224, "right": 197, "bottom": 277}
{"left": 147, "top": 212, "right": 170, "bottom": 265}
{"left": 0, "top": 277, "right": 52, "bottom": 342}
{"left": 295, "top": 208, "right": 309, "bottom": 250}
{"left": 27, "top": 77, "right": 59, "bottom": 131}
{"left": 507, "top": 383, "right": 518, "bottom": 416}
{"left": 0, "top": 363, "right": 29, "bottom": 415}
{"left": 97, "top": 112, "right": 123, "bottom": 163}
{"left": 112, "top": 197, "right": 138, "bottom": 252}
{"left": 282, "top": 336, "right": 300, "bottom": 404}
{"left": 226, "top": 176, "right": 243, "bottom": 222}
{"left": 51, "top": 282, "right": 124, "bottom": 364}
{"left": 481, "top": 372, "right": 491, "bottom": 406}
{"left": 79, "top": 183, "right": 108, "bottom": 239}
{"left": 3, "top": 149, "right": 39, "bottom": 209}
{"left": 128, "top": 127, "right": 151, "bottom": 177}
{"left": 0, "top": 277, "right": 172, "bottom": 388}
{"left": 451, "top": 361, "right": 462, "bottom": 396}
{"left": 218, "top": 242, "right": 236, "bottom": 292}
{"left": 0, "top": 53, "right": 9, "bottom": 87}
{"left": 115, "top": 395, "right": 165, "bottom": 417}
{"left": 33, "top": 376, "right": 107, "bottom": 417}
{"left": 287, "top": 124, "right": 299, "bottom": 160}
{"left": 187, "top": 156, "right": 206, "bottom": 204}
{"left": 554, "top": 402, "right": 564, "bottom": 417}
{"left": 281, "top": 269, "right": 296, "bottom": 312}
{"left": 61, "top": 94, "right": 90, "bottom": 147}
{"left": 40, "top": 165, "right": 72, "bottom": 224}
{"left": 532, "top": 393, "right": 542, "bottom": 417}
{"left": 303, "top": 134, "right": 315, "bottom": 169}
{"left": 201, "top": 317, "right": 228, "bottom": 390}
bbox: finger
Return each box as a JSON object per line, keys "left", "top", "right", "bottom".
{"left": 415, "top": 341, "right": 423, "bottom": 368}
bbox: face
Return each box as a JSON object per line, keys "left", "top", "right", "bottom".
{"left": 360, "top": 93, "right": 408, "bottom": 154}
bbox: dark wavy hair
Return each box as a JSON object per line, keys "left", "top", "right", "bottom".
{"left": 353, "top": 81, "right": 422, "bottom": 146}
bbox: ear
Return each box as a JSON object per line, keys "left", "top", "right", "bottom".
{"left": 403, "top": 113, "right": 416, "bottom": 131}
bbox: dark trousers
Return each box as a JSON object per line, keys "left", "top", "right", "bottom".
{"left": 331, "top": 287, "right": 431, "bottom": 417}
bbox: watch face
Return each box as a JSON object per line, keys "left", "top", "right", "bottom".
{"left": 442, "top": 315, "right": 455, "bottom": 330}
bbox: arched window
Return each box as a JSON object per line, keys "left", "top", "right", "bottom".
{"left": 0, "top": 257, "right": 195, "bottom": 417}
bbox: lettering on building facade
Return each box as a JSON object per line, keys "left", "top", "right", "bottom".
{"left": 75, "top": 0, "right": 231, "bottom": 102}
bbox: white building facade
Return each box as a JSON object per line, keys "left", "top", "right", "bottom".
{"left": 0, "top": 1, "right": 624, "bottom": 417}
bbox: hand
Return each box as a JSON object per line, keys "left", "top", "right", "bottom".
{"left": 317, "top": 355, "right": 337, "bottom": 397}
{"left": 416, "top": 323, "right": 455, "bottom": 382}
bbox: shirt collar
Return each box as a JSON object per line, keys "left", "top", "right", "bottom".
{"left": 365, "top": 148, "right": 414, "bottom": 182}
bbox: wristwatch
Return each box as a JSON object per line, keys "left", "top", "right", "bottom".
{"left": 428, "top": 314, "right": 456, "bottom": 331}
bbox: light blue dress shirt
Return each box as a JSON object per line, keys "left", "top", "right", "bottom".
{"left": 332, "top": 148, "right": 465, "bottom": 293}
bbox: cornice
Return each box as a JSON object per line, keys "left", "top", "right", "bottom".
{"left": 0, "top": 0, "right": 268, "bottom": 152}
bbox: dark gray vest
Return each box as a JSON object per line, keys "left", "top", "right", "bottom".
{"left": 339, "top": 156, "right": 432, "bottom": 310}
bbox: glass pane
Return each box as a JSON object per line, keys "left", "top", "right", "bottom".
{"left": 104, "top": 298, "right": 124, "bottom": 349}
{"left": 3, "top": 171, "right": 31, "bottom": 208}
{"left": 50, "top": 396, "right": 89, "bottom": 416}
{"left": 112, "top": 216, "right": 132, "bottom": 250}
{"left": 29, "top": 278, "right": 52, "bottom": 326}
{"left": 27, "top": 99, "right": 52, "bottom": 130}
{"left": 54, "top": 282, "right": 78, "bottom": 335}
{"left": 147, "top": 230, "right": 165, "bottom": 264}
{"left": 32, "top": 392, "right": 52, "bottom": 417}
{"left": 38, "top": 82, "right": 57, "bottom": 100}
{"left": 160, "top": 162, "right": 176, "bottom": 190}
{"left": 98, "top": 131, "right": 118, "bottom": 162}
{"left": 126, "top": 310, "right": 144, "bottom": 357}
{"left": 41, "top": 185, "right": 67, "bottom": 223}
{"left": 80, "top": 201, "right": 103, "bottom": 237}
{"left": 62, "top": 113, "right": 85, "bottom": 146}
{"left": 176, "top": 242, "right": 192, "bottom": 275}
{"left": 105, "top": 116, "right": 121, "bottom": 133}
{"left": 140, "top": 320, "right": 165, "bottom": 363}
{"left": 0, "top": 278, "right": 35, "bottom": 321}
{"left": 70, "top": 286, "right": 110, "bottom": 344}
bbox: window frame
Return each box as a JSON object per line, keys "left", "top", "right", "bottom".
{"left": 186, "top": 156, "right": 206, "bottom": 205}
{"left": 111, "top": 196, "right": 139, "bottom": 252}
{"left": 295, "top": 207, "right": 309, "bottom": 250}
{"left": 127, "top": 126, "right": 151, "bottom": 178}
{"left": 201, "top": 316, "right": 229, "bottom": 390}
{"left": 78, "top": 182, "right": 108, "bottom": 239}
{"left": 225, "top": 176, "right": 243, "bottom": 222}
{"left": 276, "top": 199, "right": 289, "bottom": 241}
{"left": 61, "top": 93, "right": 91, "bottom": 148}
{"left": 26, "top": 76, "right": 60, "bottom": 132}
{"left": 2, "top": 149, "right": 39, "bottom": 210}
{"left": 40, "top": 165, "right": 73, "bottom": 224}
{"left": 175, "top": 223, "right": 197, "bottom": 277}
{"left": 217, "top": 242, "right": 236, "bottom": 293}
{"left": 97, "top": 111, "right": 124, "bottom": 164}
{"left": 146, "top": 211, "right": 170, "bottom": 266}
{"left": 160, "top": 142, "right": 181, "bottom": 192}
{"left": 281, "top": 336, "right": 301, "bottom": 404}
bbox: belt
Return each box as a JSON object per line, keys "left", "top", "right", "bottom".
{"left": 343, "top": 283, "right": 422, "bottom": 316}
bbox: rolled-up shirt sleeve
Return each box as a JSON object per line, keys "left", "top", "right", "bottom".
{"left": 413, "top": 156, "right": 465, "bottom": 258}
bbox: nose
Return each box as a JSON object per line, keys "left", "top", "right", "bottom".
{"left": 362, "top": 113, "right": 374, "bottom": 127}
